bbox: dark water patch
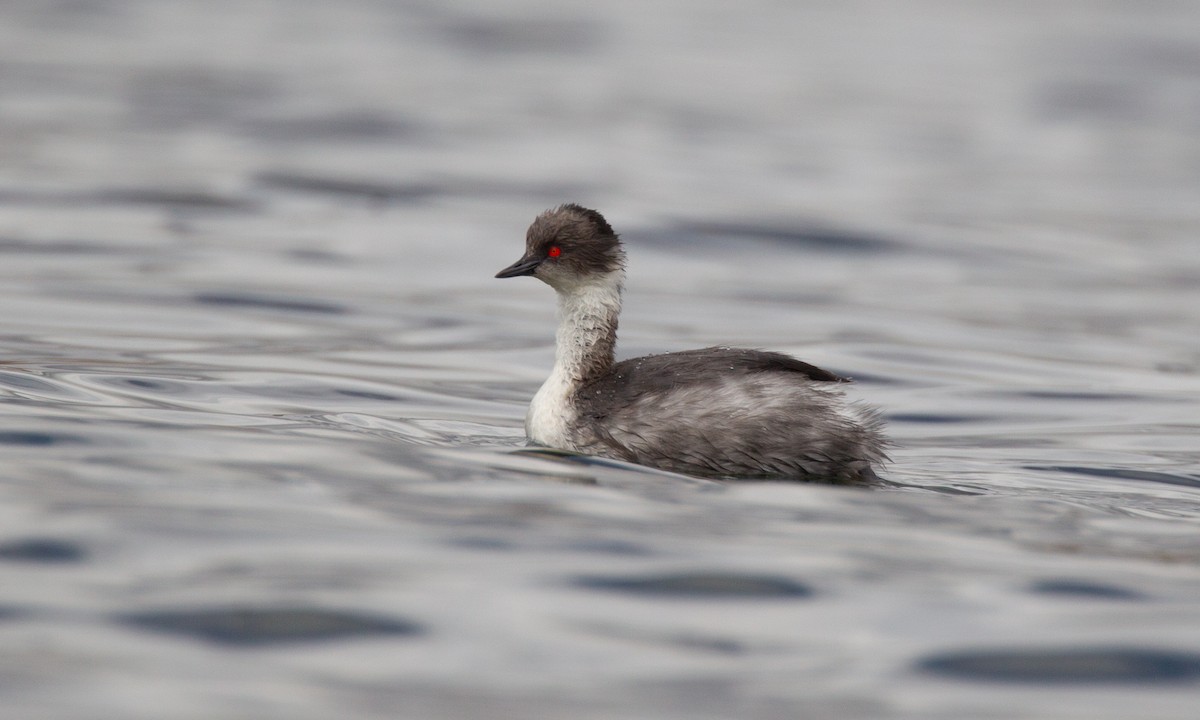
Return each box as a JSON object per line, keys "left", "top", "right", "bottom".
{"left": 287, "top": 248, "right": 349, "bottom": 263}
{"left": 236, "top": 383, "right": 400, "bottom": 403}
{"left": 119, "top": 607, "right": 423, "bottom": 647}
{"left": 445, "top": 536, "right": 517, "bottom": 551}
{"left": 574, "top": 572, "right": 812, "bottom": 599}
{"left": 124, "top": 378, "right": 169, "bottom": 390}
{"left": 0, "top": 188, "right": 253, "bottom": 212}
{"left": 243, "top": 111, "right": 422, "bottom": 143}
{"left": 91, "top": 188, "right": 256, "bottom": 211}
{"left": 438, "top": 16, "right": 603, "bottom": 56}
{"left": 1118, "top": 38, "right": 1200, "bottom": 77}
{"left": 667, "top": 634, "right": 748, "bottom": 655}
{"left": 1029, "top": 579, "right": 1145, "bottom": 600}
{"left": 1157, "top": 360, "right": 1199, "bottom": 374}
{"left": 449, "top": 178, "right": 603, "bottom": 202}
{"left": 1035, "top": 80, "right": 1151, "bottom": 124}
{"left": 889, "top": 413, "right": 991, "bottom": 424}
{"left": 255, "top": 171, "right": 440, "bottom": 203}
{"left": 0, "top": 237, "right": 131, "bottom": 254}
{"left": 1021, "top": 390, "right": 1148, "bottom": 402}
{"left": 647, "top": 221, "right": 895, "bottom": 254}
{"left": 0, "top": 431, "right": 87, "bottom": 447}
{"left": 193, "top": 292, "right": 347, "bottom": 315}
{"left": 1029, "top": 465, "right": 1200, "bottom": 490}
{"left": 336, "top": 388, "right": 399, "bottom": 401}
{"left": 561, "top": 539, "right": 653, "bottom": 556}
{"left": 0, "top": 538, "right": 87, "bottom": 563}
{"left": 918, "top": 647, "right": 1200, "bottom": 684}
{"left": 586, "top": 623, "right": 749, "bottom": 655}
{"left": 97, "top": 376, "right": 198, "bottom": 397}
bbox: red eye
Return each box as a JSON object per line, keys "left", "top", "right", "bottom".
{"left": 547, "top": 246, "right": 562, "bottom": 258}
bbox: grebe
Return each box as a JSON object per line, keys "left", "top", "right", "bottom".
{"left": 496, "top": 204, "right": 887, "bottom": 482}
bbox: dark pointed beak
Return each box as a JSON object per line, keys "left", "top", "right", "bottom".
{"left": 495, "top": 254, "right": 542, "bottom": 279}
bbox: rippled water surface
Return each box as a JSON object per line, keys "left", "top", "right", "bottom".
{"left": 3, "top": 1, "right": 1200, "bottom": 718}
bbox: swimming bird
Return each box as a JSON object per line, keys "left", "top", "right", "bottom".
{"left": 496, "top": 204, "right": 887, "bottom": 482}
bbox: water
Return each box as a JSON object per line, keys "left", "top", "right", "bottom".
{"left": 2, "top": 1, "right": 1199, "bottom": 718}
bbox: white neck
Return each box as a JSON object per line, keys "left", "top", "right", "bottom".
{"left": 551, "top": 272, "right": 623, "bottom": 384}
{"left": 525, "top": 271, "right": 623, "bottom": 448}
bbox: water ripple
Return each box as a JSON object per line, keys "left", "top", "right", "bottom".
{"left": 192, "top": 292, "right": 348, "bottom": 315}
{"left": 919, "top": 647, "right": 1200, "bottom": 684}
{"left": 1028, "top": 579, "right": 1146, "bottom": 600}
{"left": 573, "top": 572, "right": 813, "bottom": 599}
{"left": 1031, "top": 465, "right": 1200, "bottom": 490}
{"left": 118, "top": 607, "right": 423, "bottom": 646}
{"left": 0, "top": 538, "right": 87, "bottom": 563}
{"left": 0, "top": 431, "right": 88, "bottom": 446}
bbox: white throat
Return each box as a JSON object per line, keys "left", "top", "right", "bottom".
{"left": 525, "top": 271, "right": 624, "bottom": 448}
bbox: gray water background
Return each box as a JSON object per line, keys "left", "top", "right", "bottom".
{"left": 2, "top": 1, "right": 1200, "bottom": 718}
